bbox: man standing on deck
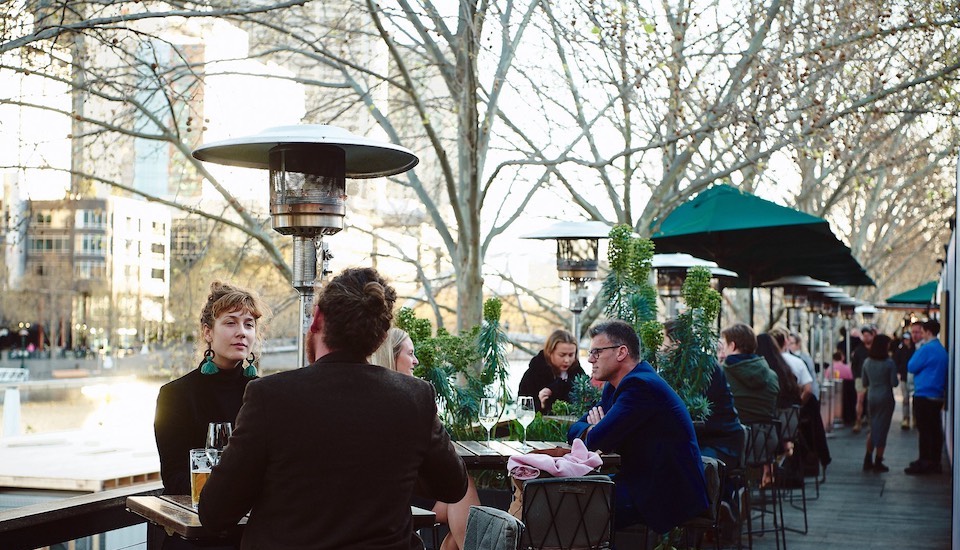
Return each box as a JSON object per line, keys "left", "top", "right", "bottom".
{"left": 851, "top": 325, "right": 876, "bottom": 433}
{"left": 904, "top": 319, "right": 948, "bottom": 475}
{"left": 568, "top": 320, "right": 708, "bottom": 534}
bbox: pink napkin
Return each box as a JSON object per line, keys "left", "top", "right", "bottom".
{"left": 507, "top": 438, "right": 603, "bottom": 481}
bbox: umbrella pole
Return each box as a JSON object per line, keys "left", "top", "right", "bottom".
{"left": 770, "top": 288, "right": 775, "bottom": 330}
{"left": 749, "top": 277, "right": 755, "bottom": 328}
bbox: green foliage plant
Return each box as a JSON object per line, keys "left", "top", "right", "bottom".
{"left": 596, "top": 226, "right": 720, "bottom": 421}
{"left": 396, "top": 307, "right": 483, "bottom": 440}
{"left": 396, "top": 298, "right": 512, "bottom": 441}
{"left": 598, "top": 224, "right": 661, "bottom": 363}
{"left": 656, "top": 266, "right": 721, "bottom": 421}
{"left": 477, "top": 298, "right": 512, "bottom": 406}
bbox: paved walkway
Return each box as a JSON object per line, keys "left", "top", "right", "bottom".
{"left": 749, "top": 402, "right": 951, "bottom": 549}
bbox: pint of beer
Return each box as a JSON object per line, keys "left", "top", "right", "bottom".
{"left": 189, "top": 448, "right": 219, "bottom": 509}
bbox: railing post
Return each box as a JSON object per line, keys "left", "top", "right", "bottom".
{"left": 3, "top": 386, "right": 22, "bottom": 437}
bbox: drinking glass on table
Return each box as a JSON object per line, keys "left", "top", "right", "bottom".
{"left": 190, "top": 448, "right": 219, "bottom": 509}
{"left": 206, "top": 422, "right": 232, "bottom": 452}
{"left": 479, "top": 397, "right": 500, "bottom": 442}
{"left": 516, "top": 396, "right": 536, "bottom": 450}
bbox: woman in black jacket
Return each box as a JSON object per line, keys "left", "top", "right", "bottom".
{"left": 518, "top": 329, "right": 585, "bottom": 414}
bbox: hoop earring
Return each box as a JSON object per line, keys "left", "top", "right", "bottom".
{"left": 200, "top": 345, "right": 218, "bottom": 375}
{"left": 243, "top": 353, "right": 257, "bottom": 378}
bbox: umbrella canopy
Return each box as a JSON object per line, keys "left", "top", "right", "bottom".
{"left": 650, "top": 184, "right": 874, "bottom": 288}
{"left": 885, "top": 281, "right": 938, "bottom": 305}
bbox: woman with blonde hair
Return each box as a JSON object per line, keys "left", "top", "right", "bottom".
{"left": 370, "top": 328, "right": 480, "bottom": 550}
{"left": 518, "top": 328, "right": 586, "bottom": 414}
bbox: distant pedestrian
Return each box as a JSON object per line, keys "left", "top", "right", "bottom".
{"left": 862, "top": 334, "right": 898, "bottom": 472}
{"left": 891, "top": 330, "right": 915, "bottom": 430}
{"left": 905, "top": 319, "right": 948, "bottom": 475}
{"left": 851, "top": 325, "right": 876, "bottom": 433}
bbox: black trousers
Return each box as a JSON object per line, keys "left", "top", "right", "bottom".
{"left": 913, "top": 397, "right": 945, "bottom": 464}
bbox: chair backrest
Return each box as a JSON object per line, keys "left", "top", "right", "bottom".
{"left": 464, "top": 505, "right": 524, "bottom": 550}
{"left": 521, "top": 476, "right": 614, "bottom": 550}
{"left": 698, "top": 457, "right": 726, "bottom": 522}
{"left": 778, "top": 405, "right": 801, "bottom": 441}
{"left": 743, "top": 420, "right": 781, "bottom": 468}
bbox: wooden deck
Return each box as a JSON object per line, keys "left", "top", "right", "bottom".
{"left": 749, "top": 406, "right": 951, "bottom": 549}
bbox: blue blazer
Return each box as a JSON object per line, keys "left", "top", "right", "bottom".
{"left": 568, "top": 362, "right": 708, "bottom": 533}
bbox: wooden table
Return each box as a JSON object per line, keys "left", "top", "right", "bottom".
{"left": 454, "top": 440, "right": 620, "bottom": 470}
{"left": 126, "top": 495, "right": 437, "bottom": 545}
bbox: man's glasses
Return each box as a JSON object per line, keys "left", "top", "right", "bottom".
{"left": 588, "top": 345, "right": 622, "bottom": 359}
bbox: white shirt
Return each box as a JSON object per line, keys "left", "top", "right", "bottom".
{"left": 782, "top": 351, "right": 813, "bottom": 388}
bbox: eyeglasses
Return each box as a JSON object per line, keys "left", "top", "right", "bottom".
{"left": 588, "top": 345, "right": 622, "bottom": 359}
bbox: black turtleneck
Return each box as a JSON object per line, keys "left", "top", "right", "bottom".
{"left": 154, "top": 364, "right": 255, "bottom": 495}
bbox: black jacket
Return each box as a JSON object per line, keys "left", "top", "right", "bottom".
{"left": 154, "top": 364, "right": 253, "bottom": 495}
{"left": 517, "top": 350, "right": 586, "bottom": 414}
{"left": 199, "top": 351, "right": 468, "bottom": 550}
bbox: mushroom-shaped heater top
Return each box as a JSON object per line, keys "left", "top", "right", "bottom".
{"left": 193, "top": 125, "right": 419, "bottom": 237}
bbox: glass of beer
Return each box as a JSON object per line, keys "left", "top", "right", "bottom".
{"left": 190, "top": 448, "right": 219, "bottom": 509}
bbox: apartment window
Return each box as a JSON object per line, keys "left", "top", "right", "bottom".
{"left": 28, "top": 236, "right": 68, "bottom": 253}
{"left": 35, "top": 212, "right": 52, "bottom": 225}
{"left": 151, "top": 268, "right": 165, "bottom": 281}
{"left": 80, "top": 235, "right": 105, "bottom": 256}
{"left": 151, "top": 243, "right": 165, "bottom": 254}
{"left": 75, "top": 260, "right": 107, "bottom": 280}
{"left": 81, "top": 210, "right": 106, "bottom": 228}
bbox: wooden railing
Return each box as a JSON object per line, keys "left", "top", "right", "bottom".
{"left": 0, "top": 481, "right": 162, "bottom": 549}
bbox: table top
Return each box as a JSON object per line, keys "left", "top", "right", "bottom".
{"left": 453, "top": 440, "right": 620, "bottom": 470}
{"left": 127, "top": 495, "right": 437, "bottom": 540}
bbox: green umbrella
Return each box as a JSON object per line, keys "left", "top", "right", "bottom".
{"left": 885, "top": 281, "right": 938, "bottom": 305}
{"left": 650, "top": 184, "right": 874, "bottom": 288}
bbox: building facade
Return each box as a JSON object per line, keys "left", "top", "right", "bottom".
{"left": 19, "top": 197, "right": 170, "bottom": 350}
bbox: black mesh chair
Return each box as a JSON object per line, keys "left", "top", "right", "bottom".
{"left": 776, "top": 405, "right": 809, "bottom": 535}
{"left": 520, "top": 476, "right": 615, "bottom": 550}
{"left": 677, "top": 456, "right": 726, "bottom": 550}
{"left": 742, "top": 419, "right": 785, "bottom": 550}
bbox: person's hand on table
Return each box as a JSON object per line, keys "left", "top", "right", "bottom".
{"left": 538, "top": 388, "right": 552, "bottom": 410}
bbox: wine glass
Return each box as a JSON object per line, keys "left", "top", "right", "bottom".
{"left": 206, "top": 422, "right": 232, "bottom": 463}
{"left": 516, "top": 396, "right": 536, "bottom": 451}
{"left": 478, "top": 397, "right": 500, "bottom": 442}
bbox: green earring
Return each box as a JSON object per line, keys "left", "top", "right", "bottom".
{"left": 200, "top": 346, "right": 218, "bottom": 375}
{"left": 243, "top": 353, "right": 257, "bottom": 378}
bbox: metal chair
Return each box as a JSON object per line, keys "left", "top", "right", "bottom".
{"left": 742, "top": 419, "right": 785, "bottom": 550}
{"left": 678, "top": 456, "right": 726, "bottom": 550}
{"left": 776, "top": 405, "right": 809, "bottom": 535}
{"left": 520, "top": 476, "right": 615, "bottom": 550}
{"left": 463, "top": 505, "right": 524, "bottom": 550}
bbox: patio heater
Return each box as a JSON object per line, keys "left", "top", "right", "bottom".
{"left": 761, "top": 276, "right": 828, "bottom": 331}
{"left": 652, "top": 253, "right": 737, "bottom": 319}
{"left": 522, "top": 221, "right": 610, "bottom": 344}
{"left": 855, "top": 304, "right": 879, "bottom": 325}
{"left": 193, "top": 125, "right": 418, "bottom": 367}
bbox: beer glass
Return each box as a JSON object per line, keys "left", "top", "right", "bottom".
{"left": 190, "top": 448, "right": 219, "bottom": 509}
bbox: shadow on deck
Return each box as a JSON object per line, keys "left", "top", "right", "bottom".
{"left": 750, "top": 404, "right": 951, "bottom": 549}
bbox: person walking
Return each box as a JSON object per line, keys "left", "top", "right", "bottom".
{"left": 861, "top": 334, "right": 898, "bottom": 472}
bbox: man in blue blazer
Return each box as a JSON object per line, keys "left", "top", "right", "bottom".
{"left": 568, "top": 320, "right": 708, "bottom": 533}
